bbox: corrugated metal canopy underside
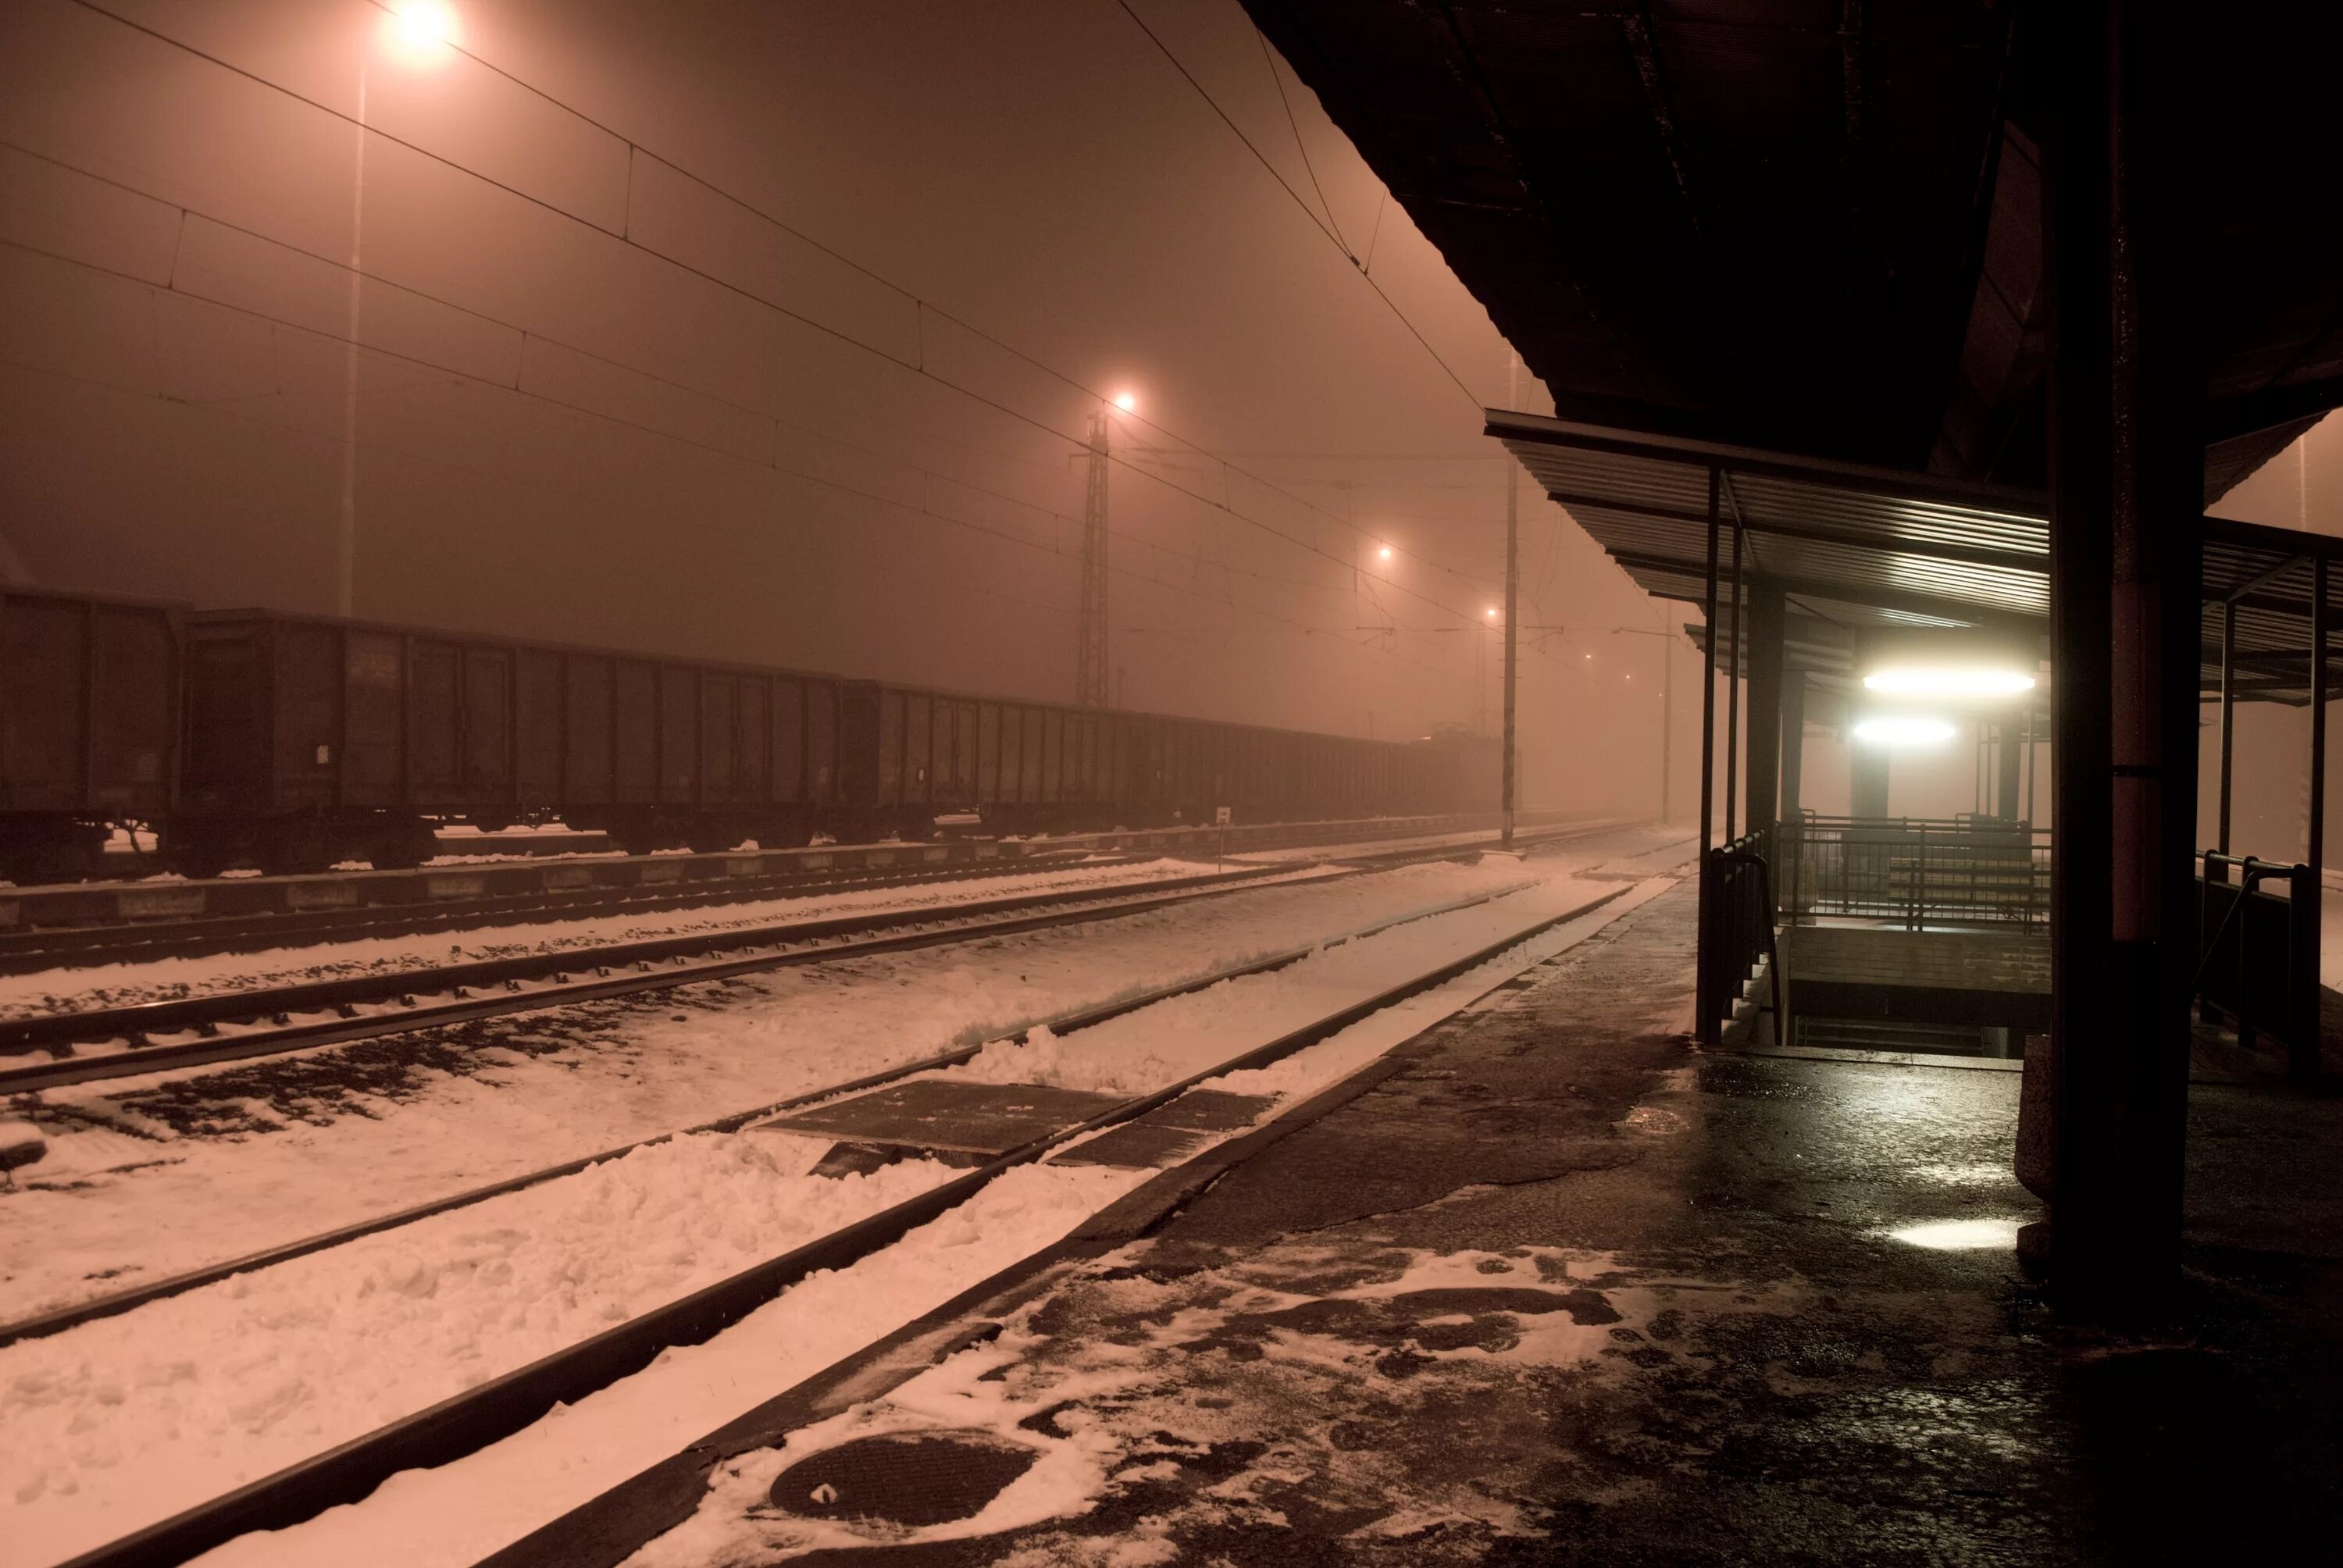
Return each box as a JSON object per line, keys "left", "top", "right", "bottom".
{"left": 1491, "top": 409, "right": 2343, "bottom": 706}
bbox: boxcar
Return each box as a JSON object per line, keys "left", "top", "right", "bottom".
{"left": 0, "top": 588, "right": 181, "bottom": 883}
{"left": 176, "top": 609, "right": 854, "bottom": 873}
{"left": 14, "top": 591, "right": 1479, "bottom": 880}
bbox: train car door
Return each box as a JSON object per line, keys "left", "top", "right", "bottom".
{"left": 975, "top": 701, "right": 1001, "bottom": 807}
{"left": 659, "top": 666, "right": 697, "bottom": 804}
{"left": 612, "top": 659, "right": 659, "bottom": 803}
{"left": 808, "top": 679, "right": 842, "bottom": 803}
{"left": 410, "top": 639, "right": 462, "bottom": 805}
{"left": 515, "top": 647, "right": 563, "bottom": 812}
{"left": 772, "top": 677, "right": 806, "bottom": 804}
{"left": 904, "top": 691, "right": 933, "bottom": 804}
{"left": 462, "top": 647, "right": 513, "bottom": 804}
{"left": 341, "top": 629, "right": 405, "bottom": 808}
{"left": 565, "top": 655, "right": 615, "bottom": 805}
{"left": 836, "top": 681, "right": 879, "bottom": 806}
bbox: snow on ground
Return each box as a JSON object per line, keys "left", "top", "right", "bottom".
{"left": 0, "top": 857, "right": 1280, "bottom": 1023}
{"left": 3, "top": 850, "right": 1653, "bottom": 1323}
{"left": 162, "top": 870, "right": 1677, "bottom": 1568}
{"left": 1227, "top": 817, "right": 1628, "bottom": 865}
{"left": 946, "top": 873, "right": 1639, "bottom": 1097}
{"left": 0, "top": 1132, "right": 954, "bottom": 1568}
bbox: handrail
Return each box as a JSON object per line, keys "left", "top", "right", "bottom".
{"left": 1703, "top": 826, "right": 1786, "bottom": 1044}
{"left": 2195, "top": 849, "right": 2319, "bottom": 1078}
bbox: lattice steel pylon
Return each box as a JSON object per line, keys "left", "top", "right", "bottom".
{"left": 1075, "top": 406, "right": 1111, "bottom": 707}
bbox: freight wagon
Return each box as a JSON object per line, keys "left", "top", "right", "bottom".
{"left": 0, "top": 593, "right": 1475, "bottom": 881}
{"left": 0, "top": 588, "right": 180, "bottom": 883}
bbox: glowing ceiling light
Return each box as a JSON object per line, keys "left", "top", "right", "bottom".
{"left": 1852, "top": 715, "right": 1957, "bottom": 747}
{"left": 1111, "top": 390, "right": 1137, "bottom": 412}
{"left": 1862, "top": 667, "right": 2037, "bottom": 698}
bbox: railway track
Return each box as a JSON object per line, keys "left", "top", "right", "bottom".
{"left": 0, "top": 813, "right": 1596, "bottom": 974}
{"left": 0, "top": 875, "right": 1539, "bottom": 1349}
{"left": 0, "top": 825, "right": 1606, "bottom": 1095}
{"left": 0, "top": 847, "right": 1112, "bottom": 975}
{"left": 41, "top": 873, "right": 1643, "bottom": 1568}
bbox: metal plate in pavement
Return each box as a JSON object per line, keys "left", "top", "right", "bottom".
{"left": 753, "top": 1079, "right": 1126, "bottom": 1156}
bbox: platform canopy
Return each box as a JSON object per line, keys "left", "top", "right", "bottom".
{"left": 1489, "top": 408, "right": 2343, "bottom": 707}
{"left": 1246, "top": 1, "right": 2343, "bottom": 498}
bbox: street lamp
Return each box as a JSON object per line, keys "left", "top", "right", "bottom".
{"left": 1111, "top": 390, "right": 1137, "bottom": 413}
{"left": 380, "top": 2, "right": 460, "bottom": 66}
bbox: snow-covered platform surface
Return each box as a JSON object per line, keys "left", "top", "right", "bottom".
{"left": 509, "top": 882, "right": 2343, "bottom": 1567}
{"left": 0, "top": 825, "right": 1695, "bottom": 1566}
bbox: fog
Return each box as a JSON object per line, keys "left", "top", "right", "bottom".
{"left": 0, "top": 0, "right": 1690, "bottom": 821}
{"left": 7, "top": 0, "right": 2336, "bottom": 850}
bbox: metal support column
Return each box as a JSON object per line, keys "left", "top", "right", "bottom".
{"left": 1075, "top": 407, "right": 1112, "bottom": 707}
{"left": 1744, "top": 576, "right": 1786, "bottom": 839}
{"left": 2217, "top": 597, "right": 2237, "bottom": 857}
{"left": 1724, "top": 508, "right": 1744, "bottom": 844}
{"left": 1780, "top": 674, "right": 1806, "bottom": 821}
{"left": 1996, "top": 719, "right": 2024, "bottom": 820}
{"left": 2044, "top": 0, "right": 2199, "bottom": 1314}
{"left": 1697, "top": 468, "right": 1721, "bottom": 1047}
{"left": 2303, "top": 559, "right": 2327, "bottom": 1082}
{"left": 1502, "top": 414, "right": 1520, "bottom": 850}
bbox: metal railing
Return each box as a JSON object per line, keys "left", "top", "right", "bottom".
{"left": 1777, "top": 814, "right": 2049, "bottom": 928}
{"left": 2197, "top": 851, "right": 2321, "bottom": 1080}
{"left": 1700, "top": 827, "right": 1785, "bottom": 1043}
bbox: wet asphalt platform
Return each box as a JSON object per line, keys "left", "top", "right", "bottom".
{"left": 508, "top": 882, "right": 2343, "bottom": 1565}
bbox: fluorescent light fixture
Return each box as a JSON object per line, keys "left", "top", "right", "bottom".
{"left": 1863, "top": 667, "right": 2037, "bottom": 697}
{"left": 1852, "top": 715, "right": 1957, "bottom": 747}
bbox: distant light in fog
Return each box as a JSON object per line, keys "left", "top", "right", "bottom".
{"left": 1853, "top": 715, "right": 1956, "bottom": 747}
{"left": 381, "top": 2, "right": 460, "bottom": 64}
{"left": 1111, "top": 390, "right": 1137, "bottom": 412}
{"left": 1862, "top": 666, "right": 2035, "bottom": 698}
{"left": 1484, "top": 607, "right": 1497, "bottom": 619}
{"left": 1376, "top": 545, "right": 1393, "bottom": 561}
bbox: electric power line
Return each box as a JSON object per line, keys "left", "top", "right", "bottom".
{"left": 63, "top": 0, "right": 1510, "bottom": 637}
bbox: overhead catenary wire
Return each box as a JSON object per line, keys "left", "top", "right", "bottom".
{"left": 57, "top": 0, "right": 1508, "bottom": 642}
{"left": 1111, "top": 0, "right": 1486, "bottom": 416}
{"left": 1252, "top": 20, "right": 1347, "bottom": 252}
{"left": 335, "top": 0, "right": 1501, "bottom": 610}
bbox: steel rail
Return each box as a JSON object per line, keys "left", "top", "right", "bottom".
{"left": 52, "top": 878, "right": 1636, "bottom": 1568}
{"left": 0, "top": 878, "right": 1536, "bottom": 1349}
{"left": 1, "top": 826, "right": 1602, "bottom": 1093}
{"left": 0, "top": 850, "right": 1115, "bottom": 975}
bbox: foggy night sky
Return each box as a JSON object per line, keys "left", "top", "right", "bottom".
{"left": 1, "top": 0, "right": 2336, "bottom": 840}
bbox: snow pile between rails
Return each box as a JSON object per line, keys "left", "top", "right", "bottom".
{"left": 5, "top": 859, "right": 1542, "bottom": 1322}
{"left": 0, "top": 1132, "right": 952, "bottom": 1566}
{"left": 0, "top": 857, "right": 1293, "bottom": 1023}
{"left": 177, "top": 871, "right": 1680, "bottom": 1568}
{"left": 195, "top": 1162, "right": 1151, "bottom": 1568}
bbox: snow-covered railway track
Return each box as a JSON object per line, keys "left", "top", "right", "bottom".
{"left": 39, "top": 879, "right": 1642, "bottom": 1568}
{"left": 0, "top": 847, "right": 1115, "bottom": 976}
{"left": 0, "top": 828, "right": 1599, "bottom": 1095}
{"left": 0, "top": 878, "right": 1536, "bottom": 1350}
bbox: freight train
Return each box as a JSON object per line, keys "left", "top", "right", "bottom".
{"left": 0, "top": 587, "right": 1496, "bottom": 882}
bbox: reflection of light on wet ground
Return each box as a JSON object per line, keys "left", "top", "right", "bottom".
{"left": 1887, "top": 1218, "right": 2023, "bottom": 1250}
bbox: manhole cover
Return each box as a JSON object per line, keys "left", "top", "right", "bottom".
{"left": 769, "top": 1428, "right": 1039, "bottom": 1526}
